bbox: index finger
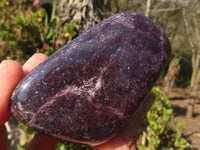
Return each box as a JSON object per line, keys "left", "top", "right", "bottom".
{"left": 23, "top": 53, "right": 48, "bottom": 75}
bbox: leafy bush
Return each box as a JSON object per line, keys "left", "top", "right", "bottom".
{"left": 137, "top": 88, "right": 190, "bottom": 149}
{"left": 0, "top": 0, "right": 76, "bottom": 63}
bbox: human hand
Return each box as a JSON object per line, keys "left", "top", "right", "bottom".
{"left": 0, "top": 53, "right": 59, "bottom": 150}
{"left": 0, "top": 53, "right": 155, "bottom": 150}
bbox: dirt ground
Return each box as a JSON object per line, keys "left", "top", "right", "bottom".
{"left": 157, "top": 84, "right": 200, "bottom": 150}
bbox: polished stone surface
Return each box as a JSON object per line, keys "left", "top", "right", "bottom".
{"left": 10, "top": 12, "right": 171, "bottom": 145}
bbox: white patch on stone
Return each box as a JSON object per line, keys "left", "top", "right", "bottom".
{"left": 95, "top": 78, "right": 102, "bottom": 90}
{"left": 83, "top": 76, "right": 103, "bottom": 97}
{"left": 17, "top": 102, "right": 23, "bottom": 111}
{"left": 108, "top": 106, "right": 124, "bottom": 119}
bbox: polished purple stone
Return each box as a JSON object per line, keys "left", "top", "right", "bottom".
{"left": 10, "top": 12, "right": 171, "bottom": 145}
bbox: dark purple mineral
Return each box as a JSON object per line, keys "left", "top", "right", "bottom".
{"left": 10, "top": 12, "right": 171, "bottom": 145}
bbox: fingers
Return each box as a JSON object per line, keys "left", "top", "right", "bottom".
{"left": 0, "top": 53, "right": 48, "bottom": 126}
{"left": 23, "top": 53, "right": 48, "bottom": 75}
{"left": 94, "top": 134, "right": 137, "bottom": 150}
{"left": 0, "top": 60, "right": 24, "bottom": 127}
{"left": 0, "top": 53, "right": 57, "bottom": 150}
{"left": 95, "top": 92, "right": 155, "bottom": 150}
{"left": 130, "top": 92, "right": 156, "bottom": 121}
{"left": 0, "top": 125, "right": 8, "bottom": 150}
{"left": 26, "top": 133, "right": 59, "bottom": 150}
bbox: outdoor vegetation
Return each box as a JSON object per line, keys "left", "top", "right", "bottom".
{"left": 1, "top": 0, "right": 200, "bottom": 149}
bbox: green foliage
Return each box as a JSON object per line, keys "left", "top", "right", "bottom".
{"left": 0, "top": 0, "right": 38, "bottom": 62}
{"left": 19, "top": 122, "right": 36, "bottom": 135}
{"left": 66, "top": 23, "right": 77, "bottom": 38}
{"left": 0, "top": 0, "right": 76, "bottom": 63}
{"left": 137, "top": 88, "right": 190, "bottom": 149}
{"left": 174, "top": 121, "right": 190, "bottom": 149}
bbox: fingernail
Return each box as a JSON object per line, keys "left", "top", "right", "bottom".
{"left": 23, "top": 54, "right": 37, "bottom": 67}
{"left": 0, "top": 60, "right": 7, "bottom": 70}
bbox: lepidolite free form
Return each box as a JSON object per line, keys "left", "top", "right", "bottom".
{"left": 10, "top": 12, "right": 171, "bottom": 145}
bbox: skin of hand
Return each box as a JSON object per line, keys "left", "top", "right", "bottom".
{"left": 0, "top": 53, "right": 155, "bottom": 150}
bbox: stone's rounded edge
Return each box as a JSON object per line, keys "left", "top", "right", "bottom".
{"left": 35, "top": 128, "right": 115, "bottom": 146}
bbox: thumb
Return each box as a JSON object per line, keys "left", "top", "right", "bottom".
{"left": 0, "top": 60, "right": 24, "bottom": 126}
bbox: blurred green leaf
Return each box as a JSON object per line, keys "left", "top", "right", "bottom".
{"left": 66, "top": 23, "right": 77, "bottom": 37}
{"left": 37, "top": 8, "right": 46, "bottom": 18}
{"left": 0, "top": 1, "right": 9, "bottom": 9}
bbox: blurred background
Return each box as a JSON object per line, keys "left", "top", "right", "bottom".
{"left": 0, "top": 0, "right": 200, "bottom": 149}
